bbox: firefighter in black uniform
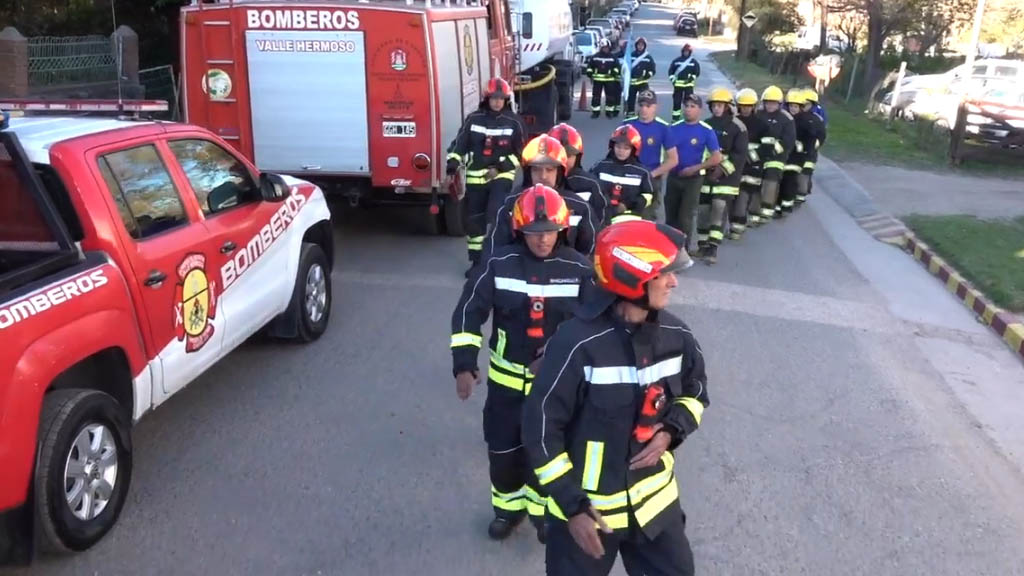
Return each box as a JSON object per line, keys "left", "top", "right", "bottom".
{"left": 732, "top": 88, "right": 768, "bottom": 236}
{"left": 587, "top": 39, "right": 623, "bottom": 119}
{"left": 550, "top": 123, "right": 608, "bottom": 232}
{"left": 590, "top": 125, "right": 654, "bottom": 226}
{"left": 446, "top": 77, "right": 527, "bottom": 269}
{"left": 451, "top": 186, "right": 593, "bottom": 544}
{"left": 667, "top": 44, "right": 700, "bottom": 122}
{"left": 754, "top": 85, "right": 795, "bottom": 222}
{"left": 484, "top": 135, "right": 597, "bottom": 258}
{"left": 625, "top": 37, "right": 656, "bottom": 119}
{"left": 522, "top": 219, "right": 708, "bottom": 576}
{"left": 796, "top": 87, "right": 827, "bottom": 206}
{"left": 697, "top": 87, "right": 748, "bottom": 264}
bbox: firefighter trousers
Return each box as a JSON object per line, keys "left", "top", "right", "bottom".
{"left": 779, "top": 167, "right": 802, "bottom": 215}
{"left": 758, "top": 168, "right": 782, "bottom": 221}
{"left": 671, "top": 86, "right": 694, "bottom": 121}
{"left": 483, "top": 382, "right": 545, "bottom": 526}
{"left": 797, "top": 168, "right": 813, "bottom": 205}
{"left": 591, "top": 81, "right": 622, "bottom": 115}
{"left": 732, "top": 178, "right": 763, "bottom": 236}
{"left": 545, "top": 509, "right": 695, "bottom": 576}
{"left": 463, "top": 176, "right": 515, "bottom": 265}
{"left": 625, "top": 82, "right": 649, "bottom": 116}
{"left": 697, "top": 184, "right": 736, "bottom": 247}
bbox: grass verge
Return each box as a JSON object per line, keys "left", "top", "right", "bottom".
{"left": 903, "top": 214, "right": 1024, "bottom": 313}
{"left": 709, "top": 50, "right": 1024, "bottom": 177}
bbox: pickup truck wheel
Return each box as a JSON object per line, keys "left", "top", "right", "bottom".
{"left": 34, "top": 389, "right": 132, "bottom": 554}
{"left": 294, "top": 243, "right": 332, "bottom": 342}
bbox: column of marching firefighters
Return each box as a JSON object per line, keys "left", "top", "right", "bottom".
{"left": 444, "top": 69, "right": 825, "bottom": 575}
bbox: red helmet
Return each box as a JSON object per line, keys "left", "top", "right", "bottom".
{"left": 593, "top": 221, "right": 690, "bottom": 301}
{"left": 548, "top": 123, "right": 583, "bottom": 156}
{"left": 484, "top": 77, "right": 512, "bottom": 100}
{"left": 522, "top": 135, "right": 569, "bottom": 171}
{"left": 512, "top": 185, "right": 571, "bottom": 234}
{"left": 609, "top": 124, "right": 642, "bottom": 156}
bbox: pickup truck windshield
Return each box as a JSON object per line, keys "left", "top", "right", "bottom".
{"left": 0, "top": 138, "right": 57, "bottom": 252}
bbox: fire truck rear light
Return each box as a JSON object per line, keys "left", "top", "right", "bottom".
{"left": 0, "top": 99, "right": 169, "bottom": 113}
{"left": 387, "top": 156, "right": 400, "bottom": 168}
{"left": 412, "top": 154, "right": 431, "bottom": 171}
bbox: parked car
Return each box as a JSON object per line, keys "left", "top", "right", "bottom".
{"left": 961, "top": 84, "right": 1024, "bottom": 148}
{"left": 586, "top": 18, "right": 619, "bottom": 42}
{"left": 573, "top": 30, "right": 599, "bottom": 72}
{"left": 675, "top": 14, "right": 698, "bottom": 37}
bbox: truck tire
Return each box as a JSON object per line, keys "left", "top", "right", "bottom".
{"left": 34, "top": 389, "right": 132, "bottom": 554}
{"left": 443, "top": 196, "right": 465, "bottom": 237}
{"left": 292, "top": 243, "right": 332, "bottom": 342}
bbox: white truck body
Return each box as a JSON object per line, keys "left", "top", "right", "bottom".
{"left": 509, "top": 0, "right": 574, "bottom": 71}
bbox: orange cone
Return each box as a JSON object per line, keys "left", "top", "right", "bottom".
{"left": 577, "top": 78, "right": 589, "bottom": 112}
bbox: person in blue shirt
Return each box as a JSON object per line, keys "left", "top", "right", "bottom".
{"left": 805, "top": 88, "right": 828, "bottom": 125}
{"left": 667, "top": 94, "right": 722, "bottom": 251}
{"left": 624, "top": 89, "right": 679, "bottom": 222}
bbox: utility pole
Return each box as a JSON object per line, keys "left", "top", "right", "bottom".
{"left": 736, "top": 0, "right": 748, "bottom": 61}
{"left": 818, "top": 0, "right": 829, "bottom": 56}
{"left": 962, "top": 0, "right": 986, "bottom": 81}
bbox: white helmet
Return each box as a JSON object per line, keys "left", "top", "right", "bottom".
{"left": 598, "top": 38, "right": 611, "bottom": 49}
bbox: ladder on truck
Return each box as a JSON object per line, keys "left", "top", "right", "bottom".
{"left": 194, "top": 0, "right": 248, "bottom": 152}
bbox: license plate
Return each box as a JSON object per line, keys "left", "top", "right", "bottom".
{"left": 383, "top": 122, "right": 416, "bottom": 138}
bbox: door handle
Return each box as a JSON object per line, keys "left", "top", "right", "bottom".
{"left": 144, "top": 270, "right": 167, "bottom": 287}
{"left": 220, "top": 240, "right": 237, "bottom": 254}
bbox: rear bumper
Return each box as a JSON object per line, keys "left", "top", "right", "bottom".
{"left": 0, "top": 502, "right": 33, "bottom": 566}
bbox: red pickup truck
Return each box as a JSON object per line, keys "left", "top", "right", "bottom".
{"left": 0, "top": 102, "right": 334, "bottom": 564}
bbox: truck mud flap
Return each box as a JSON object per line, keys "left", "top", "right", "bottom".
{"left": 0, "top": 501, "right": 33, "bottom": 566}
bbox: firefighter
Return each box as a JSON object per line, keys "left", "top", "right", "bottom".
{"left": 796, "top": 88, "right": 827, "bottom": 206}
{"left": 697, "top": 87, "right": 748, "bottom": 264}
{"left": 624, "top": 37, "right": 656, "bottom": 119}
{"left": 451, "top": 185, "right": 594, "bottom": 544}
{"left": 805, "top": 87, "right": 828, "bottom": 126}
{"left": 754, "top": 85, "right": 795, "bottom": 222}
{"left": 485, "top": 135, "right": 598, "bottom": 257}
{"left": 446, "top": 77, "right": 527, "bottom": 269}
{"left": 732, "top": 88, "right": 768, "bottom": 238}
{"left": 587, "top": 39, "right": 623, "bottom": 119}
{"left": 522, "top": 220, "right": 708, "bottom": 576}
{"left": 590, "top": 125, "right": 655, "bottom": 226}
{"left": 550, "top": 123, "right": 608, "bottom": 231}
{"left": 778, "top": 88, "right": 810, "bottom": 216}
{"left": 667, "top": 44, "right": 700, "bottom": 122}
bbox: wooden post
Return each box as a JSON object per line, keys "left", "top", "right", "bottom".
{"left": 949, "top": 100, "right": 967, "bottom": 166}
{"left": 0, "top": 27, "right": 29, "bottom": 98}
{"left": 845, "top": 53, "right": 859, "bottom": 103}
{"left": 886, "top": 60, "right": 907, "bottom": 127}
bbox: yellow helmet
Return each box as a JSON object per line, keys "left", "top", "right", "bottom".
{"left": 785, "top": 88, "right": 807, "bottom": 105}
{"left": 761, "top": 85, "right": 784, "bottom": 102}
{"left": 804, "top": 88, "right": 819, "bottom": 103}
{"left": 708, "top": 87, "right": 734, "bottom": 104}
{"left": 736, "top": 88, "right": 759, "bottom": 106}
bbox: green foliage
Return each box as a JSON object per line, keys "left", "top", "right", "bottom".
{"left": 727, "top": 0, "right": 804, "bottom": 41}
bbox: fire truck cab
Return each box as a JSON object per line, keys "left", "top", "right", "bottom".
{"left": 181, "top": 0, "right": 574, "bottom": 236}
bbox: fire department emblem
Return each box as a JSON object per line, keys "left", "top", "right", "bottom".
{"left": 390, "top": 49, "right": 408, "bottom": 71}
{"left": 201, "top": 69, "right": 232, "bottom": 100}
{"left": 174, "top": 253, "right": 217, "bottom": 353}
{"left": 647, "top": 137, "right": 655, "bottom": 146}
{"left": 690, "top": 137, "right": 698, "bottom": 145}
{"left": 463, "top": 24, "right": 475, "bottom": 75}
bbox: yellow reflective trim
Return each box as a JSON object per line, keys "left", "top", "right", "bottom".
{"left": 641, "top": 193, "right": 653, "bottom": 206}
{"left": 535, "top": 453, "right": 573, "bottom": 486}
{"left": 709, "top": 230, "right": 725, "bottom": 241}
{"left": 545, "top": 498, "right": 630, "bottom": 529}
{"left": 488, "top": 367, "right": 525, "bottom": 392}
{"left": 611, "top": 213, "right": 643, "bottom": 224}
{"left": 795, "top": 141, "right": 805, "bottom": 153}
{"left": 507, "top": 155, "right": 521, "bottom": 168}
{"left": 675, "top": 396, "right": 704, "bottom": 425}
{"left": 524, "top": 485, "right": 547, "bottom": 517}
{"left": 740, "top": 175, "right": 762, "bottom": 185}
{"left": 721, "top": 160, "right": 735, "bottom": 175}
{"left": 784, "top": 164, "right": 802, "bottom": 172}
{"left": 711, "top": 186, "right": 739, "bottom": 196}
{"left": 764, "top": 161, "right": 785, "bottom": 170}
{"left": 495, "top": 172, "right": 515, "bottom": 181}
{"left": 465, "top": 168, "right": 489, "bottom": 176}
{"left": 496, "top": 328, "right": 508, "bottom": 360}
{"left": 447, "top": 152, "right": 462, "bottom": 162}
{"left": 489, "top": 352, "right": 526, "bottom": 375}
{"left": 581, "top": 441, "right": 605, "bottom": 492}
{"left": 634, "top": 476, "right": 679, "bottom": 527}
{"left": 466, "top": 177, "right": 488, "bottom": 185}
{"left": 761, "top": 137, "right": 777, "bottom": 144}
{"left": 700, "top": 185, "right": 711, "bottom": 194}
{"left": 450, "top": 332, "right": 483, "bottom": 348}
{"left": 774, "top": 142, "right": 785, "bottom": 154}
{"left": 803, "top": 161, "right": 816, "bottom": 169}
{"left": 491, "top": 485, "right": 527, "bottom": 511}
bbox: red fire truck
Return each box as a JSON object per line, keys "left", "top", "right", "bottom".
{"left": 180, "top": 0, "right": 576, "bottom": 236}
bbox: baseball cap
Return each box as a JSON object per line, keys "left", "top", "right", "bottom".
{"left": 637, "top": 90, "right": 657, "bottom": 104}
{"left": 684, "top": 93, "right": 703, "bottom": 107}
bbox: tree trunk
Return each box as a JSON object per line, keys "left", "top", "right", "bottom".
{"left": 862, "top": 3, "right": 885, "bottom": 96}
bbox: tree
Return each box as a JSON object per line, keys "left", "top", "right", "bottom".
{"left": 833, "top": 10, "right": 866, "bottom": 53}
{"left": 729, "top": 0, "right": 804, "bottom": 43}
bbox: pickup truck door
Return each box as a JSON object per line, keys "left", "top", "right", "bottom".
{"left": 94, "top": 141, "right": 226, "bottom": 399}
{"left": 164, "top": 137, "right": 296, "bottom": 353}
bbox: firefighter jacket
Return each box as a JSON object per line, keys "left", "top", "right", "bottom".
{"left": 797, "top": 111, "right": 827, "bottom": 172}
{"left": 703, "top": 113, "right": 749, "bottom": 194}
{"left": 566, "top": 165, "right": 609, "bottom": 232}
{"left": 755, "top": 108, "right": 796, "bottom": 173}
{"left": 737, "top": 113, "right": 768, "bottom": 186}
{"left": 586, "top": 52, "right": 621, "bottom": 84}
{"left": 522, "top": 290, "right": 709, "bottom": 539}
{"left": 629, "top": 50, "right": 656, "bottom": 86}
{"left": 667, "top": 56, "right": 700, "bottom": 88}
{"left": 450, "top": 244, "right": 593, "bottom": 394}
{"left": 590, "top": 156, "right": 654, "bottom": 225}
{"left": 446, "top": 106, "right": 526, "bottom": 186}
{"left": 483, "top": 185, "right": 598, "bottom": 258}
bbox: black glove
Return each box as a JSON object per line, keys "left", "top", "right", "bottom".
{"left": 446, "top": 159, "right": 459, "bottom": 176}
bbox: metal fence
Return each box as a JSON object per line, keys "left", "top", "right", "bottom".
{"left": 139, "top": 65, "right": 180, "bottom": 121}
{"left": 28, "top": 35, "right": 117, "bottom": 86}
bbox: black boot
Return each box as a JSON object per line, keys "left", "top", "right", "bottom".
{"left": 488, "top": 515, "right": 523, "bottom": 540}
{"left": 534, "top": 520, "right": 547, "bottom": 544}
{"left": 704, "top": 244, "right": 718, "bottom": 264}
{"left": 591, "top": 111, "right": 601, "bottom": 119}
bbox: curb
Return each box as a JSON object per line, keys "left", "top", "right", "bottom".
{"left": 900, "top": 231, "right": 1024, "bottom": 360}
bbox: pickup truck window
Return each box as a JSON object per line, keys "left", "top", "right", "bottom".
{"left": 167, "top": 139, "right": 259, "bottom": 216}
{"left": 1, "top": 144, "right": 56, "bottom": 251}
{"left": 98, "top": 144, "right": 188, "bottom": 240}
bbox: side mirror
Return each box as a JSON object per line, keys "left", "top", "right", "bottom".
{"left": 259, "top": 172, "right": 290, "bottom": 202}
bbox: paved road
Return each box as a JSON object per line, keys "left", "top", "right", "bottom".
{"left": 9, "top": 5, "right": 1024, "bottom": 576}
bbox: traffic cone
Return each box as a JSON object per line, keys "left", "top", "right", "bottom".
{"left": 577, "top": 78, "right": 589, "bottom": 112}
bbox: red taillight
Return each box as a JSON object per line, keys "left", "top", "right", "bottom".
{"left": 412, "top": 154, "right": 431, "bottom": 171}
